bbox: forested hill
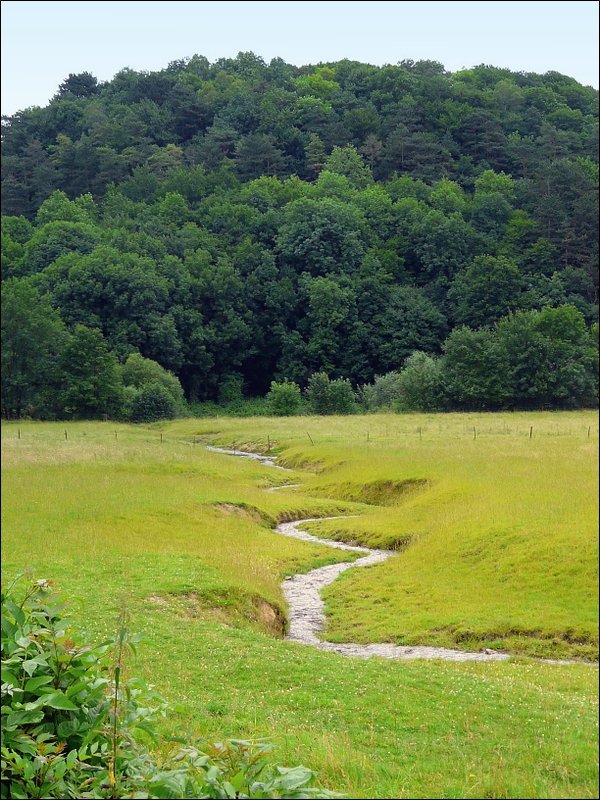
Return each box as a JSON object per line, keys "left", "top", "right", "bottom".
{"left": 1, "top": 53, "right": 599, "bottom": 417}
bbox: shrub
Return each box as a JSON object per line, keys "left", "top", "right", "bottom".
{"left": 130, "top": 382, "right": 178, "bottom": 422}
{"left": 326, "top": 378, "right": 356, "bottom": 414}
{"left": 441, "top": 326, "right": 511, "bottom": 410}
{"left": 266, "top": 379, "right": 303, "bottom": 416}
{"left": 1, "top": 574, "right": 339, "bottom": 799}
{"left": 396, "top": 352, "right": 443, "bottom": 411}
{"left": 189, "top": 397, "right": 273, "bottom": 418}
{"left": 359, "top": 371, "right": 402, "bottom": 411}
{"left": 305, "top": 372, "right": 356, "bottom": 415}
{"left": 0, "top": 575, "right": 162, "bottom": 799}
{"left": 121, "top": 353, "right": 186, "bottom": 410}
{"left": 218, "top": 374, "right": 244, "bottom": 405}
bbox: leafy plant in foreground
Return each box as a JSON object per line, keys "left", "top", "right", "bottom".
{"left": 1, "top": 574, "right": 339, "bottom": 798}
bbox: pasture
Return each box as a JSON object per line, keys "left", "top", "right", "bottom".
{"left": 1, "top": 412, "right": 598, "bottom": 798}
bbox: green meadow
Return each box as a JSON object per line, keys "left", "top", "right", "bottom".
{"left": 1, "top": 412, "right": 598, "bottom": 799}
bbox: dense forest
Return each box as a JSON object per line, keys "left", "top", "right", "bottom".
{"left": 1, "top": 52, "right": 598, "bottom": 419}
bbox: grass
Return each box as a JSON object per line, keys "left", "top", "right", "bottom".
{"left": 2, "top": 413, "right": 599, "bottom": 798}
{"left": 1, "top": 421, "right": 359, "bottom": 632}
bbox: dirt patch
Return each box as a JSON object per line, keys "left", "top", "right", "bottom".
{"left": 146, "top": 595, "right": 169, "bottom": 606}
{"left": 252, "top": 597, "right": 286, "bottom": 637}
{"left": 213, "top": 502, "right": 267, "bottom": 524}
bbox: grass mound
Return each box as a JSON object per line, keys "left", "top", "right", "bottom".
{"left": 308, "top": 478, "right": 430, "bottom": 506}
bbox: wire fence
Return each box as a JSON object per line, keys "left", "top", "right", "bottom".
{"left": 3, "top": 421, "right": 598, "bottom": 450}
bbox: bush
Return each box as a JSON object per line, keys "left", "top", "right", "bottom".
{"left": 1, "top": 574, "right": 340, "bottom": 799}
{"left": 130, "top": 382, "right": 178, "bottom": 422}
{"left": 359, "top": 371, "right": 402, "bottom": 411}
{"left": 266, "top": 379, "right": 303, "bottom": 416}
{"left": 1, "top": 575, "right": 163, "bottom": 799}
{"left": 189, "top": 397, "right": 273, "bottom": 417}
{"left": 121, "top": 353, "right": 186, "bottom": 410}
{"left": 396, "top": 352, "right": 443, "bottom": 411}
{"left": 305, "top": 372, "right": 356, "bottom": 415}
{"left": 218, "top": 374, "right": 244, "bottom": 405}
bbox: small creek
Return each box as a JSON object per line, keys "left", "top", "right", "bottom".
{"left": 278, "top": 517, "right": 510, "bottom": 662}
{"left": 207, "top": 445, "right": 590, "bottom": 665}
{"left": 206, "top": 445, "right": 291, "bottom": 470}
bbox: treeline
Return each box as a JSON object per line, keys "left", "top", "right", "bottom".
{"left": 1, "top": 54, "right": 598, "bottom": 418}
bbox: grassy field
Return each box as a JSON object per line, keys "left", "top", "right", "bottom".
{"left": 2, "top": 413, "right": 598, "bottom": 798}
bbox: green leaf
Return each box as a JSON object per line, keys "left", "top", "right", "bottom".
{"left": 3, "top": 733, "right": 37, "bottom": 757}
{"left": 64, "top": 679, "right": 88, "bottom": 698}
{"left": 44, "top": 692, "right": 79, "bottom": 711}
{"left": 53, "top": 758, "right": 67, "bottom": 780}
{"left": 1, "top": 671, "right": 20, "bottom": 688}
{"left": 229, "top": 770, "right": 246, "bottom": 792}
{"left": 21, "top": 656, "right": 48, "bottom": 676}
{"left": 57, "top": 720, "right": 80, "bottom": 738}
{"left": 275, "top": 765, "right": 314, "bottom": 790}
{"left": 23, "top": 675, "right": 53, "bottom": 694}
{"left": 5, "top": 709, "right": 45, "bottom": 728}
{"left": 3, "top": 598, "right": 25, "bottom": 627}
{"left": 7, "top": 786, "right": 29, "bottom": 800}
{"left": 24, "top": 691, "right": 78, "bottom": 711}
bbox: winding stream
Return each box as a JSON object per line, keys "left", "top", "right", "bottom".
{"left": 207, "top": 445, "right": 590, "bottom": 664}
{"left": 206, "top": 445, "right": 291, "bottom": 470}
{"left": 278, "top": 517, "right": 510, "bottom": 661}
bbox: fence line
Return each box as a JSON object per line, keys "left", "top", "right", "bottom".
{"left": 5, "top": 424, "right": 599, "bottom": 450}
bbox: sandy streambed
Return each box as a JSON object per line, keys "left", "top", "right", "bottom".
{"left": 278, "top": 517, "right": 509, "bottom": 662}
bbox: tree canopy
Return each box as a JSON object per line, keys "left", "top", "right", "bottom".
{"left": 1, "top": 53, "right": 598, "bottom": 417}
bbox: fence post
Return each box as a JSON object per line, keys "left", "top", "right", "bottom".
{"left": 473, "top": 427, "right": 476, "bottom": 440}
{"left": 529, "top": 426, "right": 533, "bottom": 439}
{"left": 17, "top": 428, "right": 21, "bottom": 439}
{"left": 64, "top": 430, "right": 68, "bottom": 440}
{"left": 160, "top": 433, "right": 163, "bottom": 443}
{"left": 307, "top": 432, "right": 314, "bottom": 445}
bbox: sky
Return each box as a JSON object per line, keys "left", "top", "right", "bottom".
{"left": 1, "top": 0, "right": 598, "bottom": 115}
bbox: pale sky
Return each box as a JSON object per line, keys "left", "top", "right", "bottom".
{"left": 1, "top": 0, "right": 598, "bottom": 116}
